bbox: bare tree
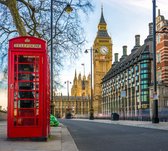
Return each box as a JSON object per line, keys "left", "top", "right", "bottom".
{"left": 0, "top": 0, "right": 93, "bottom": 85}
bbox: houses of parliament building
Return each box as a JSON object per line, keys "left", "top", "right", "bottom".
{"left": 54, "top": 71, "right": 91, "bottom": 118}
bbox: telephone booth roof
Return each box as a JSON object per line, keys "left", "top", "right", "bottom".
{"left": 9, "top": 36, "right": 47, "bottom": 52}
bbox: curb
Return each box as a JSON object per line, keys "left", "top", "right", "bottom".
{"left": 61, "top": 125, "right": 79, "bottom": 151}
{"left": 72, "top": 119, "right": 168, "bottom": 131}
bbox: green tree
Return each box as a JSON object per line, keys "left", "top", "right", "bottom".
{"left": 0, "top": 0, "right": 93, "bottom": 85}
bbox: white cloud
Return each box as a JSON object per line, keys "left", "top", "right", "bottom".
{"left": 104, "top": 0, "right": 168, "bottom": 14}
{"left": 104, "top": 0, "right": 151, "bottom": 10}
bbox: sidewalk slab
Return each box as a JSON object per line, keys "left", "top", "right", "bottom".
{"left": 0, "top": 121, "right": 78, "bottom": 151}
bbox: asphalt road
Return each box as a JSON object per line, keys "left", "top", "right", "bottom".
{"left": 59, "top": 119, "right": 168, "bottom": 151}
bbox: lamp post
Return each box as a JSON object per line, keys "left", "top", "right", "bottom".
{"left": 152, "top": 0, "right": 159, "bottom": 123}
{"left": 50, "top": 1, "right": 73, "bottom": 114}
{"left": 85, "top": 48, "right": 98, "bottom": 120}
{"left": 64, "top": 81, "right": 71, "bottom": 101}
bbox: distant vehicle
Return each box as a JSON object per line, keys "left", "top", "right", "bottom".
{"left": 66, "top": 112, "right": 72, "bottom": 119}
{"left": 50, "top": 114, "right": 59, "bottom": 127}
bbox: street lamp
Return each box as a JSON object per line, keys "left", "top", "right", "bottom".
{"left": 84, "top": 48, "right": 98, "bottom": 120}
{"left": 50, "top": 1, "right": 73, "bottom": 114}
{"left": 64, "top": 81, "right": 72, "bottom": 101}
{"left": 152, "top": 0, "right": 159, "bottom": 123}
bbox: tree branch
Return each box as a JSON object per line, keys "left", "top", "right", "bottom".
{"left": 7, "top": 0, "right": 27, "bottom": 35}
{"left": 0, "top": 0, "right": 7, "bottom": 6}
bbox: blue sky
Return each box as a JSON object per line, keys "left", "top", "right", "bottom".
{"left": 1, "top": 0, "right": 168, "bottom": 108}
{"left": 60, "top": 0, "right": 168, "bottom": 95}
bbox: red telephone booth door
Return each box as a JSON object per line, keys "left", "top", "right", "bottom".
{"left": 8, "top": 53, "right": 44, "bottom": 138}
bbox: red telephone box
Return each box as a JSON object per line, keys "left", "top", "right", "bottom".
{"left": 8, "top": 36, "right": 50, "bottom": 140}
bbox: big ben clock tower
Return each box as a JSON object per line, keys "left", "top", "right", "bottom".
{"left": 93, "top": 7, "right": 112, "bottom": 115}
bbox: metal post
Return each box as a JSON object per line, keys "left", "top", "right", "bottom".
{"left": 67, "top": 81, "right": 69, "bottom": 101}
{"left": 90, "top": 47, "right": 94, "bottom": 120}
{"left": 152, "top": 0, "right": 159, "bottom": 123}
{"left": 65, "top": 81, "right": 71, "bottom": 101}
{"left": 75, "top": 95, "right": 77, "bottom": 114}
{"left": 84, "top": 48, "right": 96, "bottom": 119}
{"left": 50, "top": 0, "right": 54, "bottom": 115}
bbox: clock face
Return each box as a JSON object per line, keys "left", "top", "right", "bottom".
{"left": 100, "top": 46, "right": 108, "bottom": 55}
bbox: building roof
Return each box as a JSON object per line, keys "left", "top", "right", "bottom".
{"left": 97, "top": 30, "right": 110, "bottom": 38}
{"left": 102, "top": 43, "right": 152, "bottom": 82}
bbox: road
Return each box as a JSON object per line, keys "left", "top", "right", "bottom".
{"left": 59, "top": 119, "right": 168, "bottom": 151}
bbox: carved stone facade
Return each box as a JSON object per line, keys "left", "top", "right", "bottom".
{"left": 54, "top": 95, "right": 90, "bottom": 118}
{"left": 71, "top": 70, "right": 91, "bottom": 97}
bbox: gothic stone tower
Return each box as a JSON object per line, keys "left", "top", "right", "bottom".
{"left": 71, "top": 70, "right": 91, "bottom": 97}
{"left": 93, "top": 7, "right": 112, "bottom": 115}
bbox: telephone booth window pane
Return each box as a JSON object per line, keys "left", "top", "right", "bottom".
{"left": 18, "top": 109, "right": 34, "bottom": 116}
{"left": 18, "top": 77, "right": 39, "bottom": 90}
{"left": 35, "top": 83, "right": 39, "bottom": 89}
{"left": 18, "top": 73, "right": 35, "bottom": 81}
{"left": 18, "top": 64, "right": 34, "bottom": 72}
{"left": 18, "top": 56, "right": 35, "bottom": 63}
{"left": 15, "top": 118, "right": 35, "bottom": 126}
{"left": 18, "top": 100, "right": 34, "bottom": 108}
{"left": 18, "top": 90, "right": 34, "bottom": 98}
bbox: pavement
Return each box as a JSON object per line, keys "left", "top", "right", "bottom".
{"left": 0, "top": 119, "right": 168, "bottom": 151}
{"left": 0, "top": 121, "right": 78, "bottom": 151}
